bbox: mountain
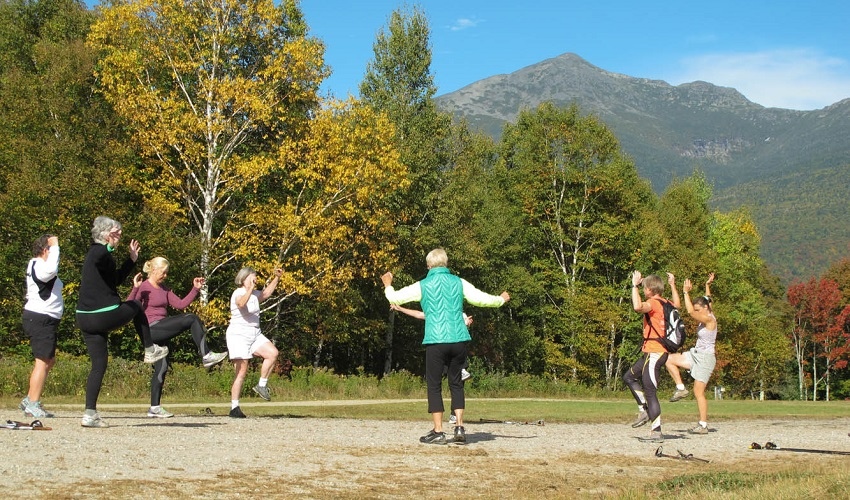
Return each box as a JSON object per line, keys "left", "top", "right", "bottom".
{"left": 434, "top": 53, "right": 850, "bottom": 283}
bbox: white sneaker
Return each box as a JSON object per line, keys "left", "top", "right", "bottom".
{"left": 461, "top": 369, "right": 472, "bottom": 381}
{"left": 147, "top": 406, "right": 174, "bottom": 418}
{"left": 81, "top": 412, "right": 109, "bottom": 428}
{"left": 202, "top": 351, "right": 228, "bottom": 368}
{"left": 449, "top": 414, "right": 457, "bottom": 425}
{"left": 143, "top": 344, "right": 169, "bottom": 364}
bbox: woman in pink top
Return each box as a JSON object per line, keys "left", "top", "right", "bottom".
{"left": 128, "top": 257, "right": 228, "bottom": 417}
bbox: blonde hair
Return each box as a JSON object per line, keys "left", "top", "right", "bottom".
{"left": 425, "top": 248, "right": 448, "bottom": 269}
{"left": 143, "top": 257, "right": 169, "bottom": 275}
{"left": 642, "top": 274, "right": 664, "bottom": 296}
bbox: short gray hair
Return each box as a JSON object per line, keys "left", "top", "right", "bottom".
{"left": 235, "top": 267, "right": 256, "bottom": 286}
{"left": 425, "top": 248, "right": 448, "bottom": 269}
{"left": 91, "top": 216, "right": 121, "bottom": 244}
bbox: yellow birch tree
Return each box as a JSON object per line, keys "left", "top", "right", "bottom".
{"left": 87, "top": 0, "right": 327, "bottom": 305}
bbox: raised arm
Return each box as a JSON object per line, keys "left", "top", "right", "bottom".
{"left": 667, "top": 272, "right": 681, "bottom": 309}
{"left": 259, "top": 268, "right": 283, "bottom": 302}
{"left": 683, "top": 278, "right": 713, "bottom": 324}
{"left": 631, "top": 271, "right": 651, "bottom": 313}
{"left": 705, "top": 272, "right": 715, "bottom": 299}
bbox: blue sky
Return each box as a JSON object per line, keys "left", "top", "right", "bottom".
{"left": 300, "top": 0, "right": 850, "bottom": 110}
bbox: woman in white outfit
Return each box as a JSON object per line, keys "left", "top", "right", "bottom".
{"left": 226, "top": 266, "right": 282, "bottom": 418}
{"left": 665, "top": 273, "right": 717, "bottom": 434}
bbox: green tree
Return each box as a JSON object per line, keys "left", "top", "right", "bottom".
{"left": 359, "top": 4, "right": 452, "bottom": 375}
{"left": 709, "top": 209, "right": 790, "bottom": 398}
{"left": 0, "top": 0, "right": 137, "bottom": 356}
{"left": 498, "top": 102, "right": 657, "bottom": 384}
{"left": 657, "top": 171, "right": 717, "bottom": 276}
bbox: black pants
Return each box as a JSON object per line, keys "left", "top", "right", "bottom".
{"left": 149, "top": 314, "right": 210, "bottom": 406}
{"left": 623, "top": 351, "right": 668, "bottom": 426}
{"left": 76, "top": 301, "right": 153, "bottom": 410}
{"left": 424, "top": 342, "right": 468, "bottom": 414}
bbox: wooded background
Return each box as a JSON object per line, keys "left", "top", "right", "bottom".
{"left": 1, "top": 0, "right": 848, "bottom": 400}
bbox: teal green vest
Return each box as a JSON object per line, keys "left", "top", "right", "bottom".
{"left": 420, "top": 267, "right": 471, "bottom": 345}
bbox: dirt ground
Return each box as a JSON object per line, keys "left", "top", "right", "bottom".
{"left": 3, "top": 402, "right": 850, "bottom": 499}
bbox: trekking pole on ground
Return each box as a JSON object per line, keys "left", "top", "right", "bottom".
{"left": 750, "top": 442, "right": 850, "bottom": 456}
{"left": 655, "top": 446, "right": 710, "bottom": 462}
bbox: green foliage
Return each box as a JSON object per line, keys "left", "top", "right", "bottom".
{"left": 0, "top": 0, "right": 138, "bottom": 356}
{"left": 714, "top": 165, "right": 850, "bottom": 283}
{"left": 0, "top": 3, "right": 831, "bottom": 401}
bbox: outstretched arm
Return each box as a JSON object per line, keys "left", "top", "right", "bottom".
{"left": 390, "top": 303, "right": 425, "bottom": 320}
{"left": 705, "top": 273, "right": 715, "bottom": 299}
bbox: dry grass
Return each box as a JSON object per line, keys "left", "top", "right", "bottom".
{"left": 28, "top": 447, "right": 850, "bottom": 499}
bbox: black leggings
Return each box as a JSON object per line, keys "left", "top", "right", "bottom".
{"left": 77, "top": 301, "right": 153, "bottom": 410}
{"left": 424, "top": 342, "right": 468, "bottom": 414}
{"left": 149, "top": 314, "right": 209, "bottom": 406}
{"left": 623, "top": 352, "right": 668, "bottom": 425}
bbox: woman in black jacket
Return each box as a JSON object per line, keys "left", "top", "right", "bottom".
{"left": 75, "top": 216, "right": 168, "bottom": 428}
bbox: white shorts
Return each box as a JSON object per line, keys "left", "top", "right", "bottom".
{"left": 226, "top": 325, "right": 272, "bottom": 360}
{"left": 684, "top": 348, "right": 716, "bottom": 384}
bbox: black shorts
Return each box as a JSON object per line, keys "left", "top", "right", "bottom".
{"left": 22, "top": 310, "right": 60, "bottom": 359}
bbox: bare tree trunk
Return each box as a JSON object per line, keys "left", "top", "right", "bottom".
{"left": 383, "top": 311, "right": 395, "bottom": 376}
{"left": 812, "top": 349, "right": 818, "bottom": 401}
{"left": 313, "top": 337, "right": 323, "bottom": 368}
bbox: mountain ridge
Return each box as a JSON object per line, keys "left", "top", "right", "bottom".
{"left": 434, "top": 52, "right": 850, "bottom": 282}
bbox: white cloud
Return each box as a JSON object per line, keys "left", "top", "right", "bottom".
{"left": 449, "top": 17, "right": 481, "bottom": 32}
{"left": 670, "top": 49, "right": 850, "bottom": 110}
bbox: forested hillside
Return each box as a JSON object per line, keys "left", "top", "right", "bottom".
{"left": 713, "top": 164, "right": 850, "bottom": 283}
{"left": 434, "top": 53, "right": 850, "bottom": 282}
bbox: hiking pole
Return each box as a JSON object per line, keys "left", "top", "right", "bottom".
{"left": 478, "top": 419, "right": 545, "bottom": 426}
{"left": 750, "top": 442, "right": 850, "bottom": 456}
{"left": 655, "top": 446, "right": 710, "bottom": 463}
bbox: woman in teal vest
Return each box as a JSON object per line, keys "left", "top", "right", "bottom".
{"left": 382, "top": 248, "right": 510, "bottom": 445}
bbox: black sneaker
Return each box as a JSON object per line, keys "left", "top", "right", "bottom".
{"left": 453, "top": 426, "right": 466, "bottom": 443}
{"left": 419, "top": 429, "right": 447, "bottom": 445}
{"left": 229, "top": 406, "right": 247, "bottom": 418}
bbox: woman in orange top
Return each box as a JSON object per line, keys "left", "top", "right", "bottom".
{"left": 623, "top": 270, "right": 680, "bottom": 442}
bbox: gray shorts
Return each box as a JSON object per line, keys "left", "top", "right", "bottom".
{"left": 684, "top": 348, "right": 716, "bottom": 384}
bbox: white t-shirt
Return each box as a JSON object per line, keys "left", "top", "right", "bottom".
{"left": 24, "top": 246, "right": 64, "bottom": 319}
{"left": 228, "top": 288, "right": 261, "bottom": 329}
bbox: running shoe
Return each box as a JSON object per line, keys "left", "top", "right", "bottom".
{"left": 453, "top": 426, "right": 466, "bottom": 443}
{"left": 688, "top": 424, "right": 709, "bottom": 435}
{"left": 449, "top": 413, "right": 457, "bottom": 425}
{"left": 669, "top": 389, "right": 689, "bottom": 402}
{"left": 147, "top": 406, "right": 174, "bottom": 418}
{"left": 642, "top": 429, "right": 664, "bottom": 442}
{"left": 19, "top": 396, "right": 30, "bottom": 412}
{"left": 253, "top": 384, "right": 271, "bottom": 401}
{"left": 461, "top": 369, "right": 472, "bottom": 381}
{"left": 631, "top": 409, "right": 649, "bottom": 428}
{"left": 229, "top": 406, "right": 247, "bottom": 418}
{"left": 23, "top": 400, "right": 54, "bottom": 418}
{"left": 202, "top": 351, "right": 228, "bottom": 369}
{"left": 419, "top": 429, "right": 447, "bottom": 445}
{"left": 143, "top": 344, "right": 169, "bottom": 364}
{"left": 81, "top": 412, "right": 109, "bottom": 428}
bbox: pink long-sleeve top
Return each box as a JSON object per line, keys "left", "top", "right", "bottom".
{"left": 127, "top": 281, "right": 199, "bottom": 324}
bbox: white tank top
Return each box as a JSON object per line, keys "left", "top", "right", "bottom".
{"left": 694, "top": 314, "right": 717, "bottom": 354}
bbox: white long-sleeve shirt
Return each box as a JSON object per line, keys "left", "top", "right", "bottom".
{"left": 24, "top": 245, "right": 64, "bottom": 319}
